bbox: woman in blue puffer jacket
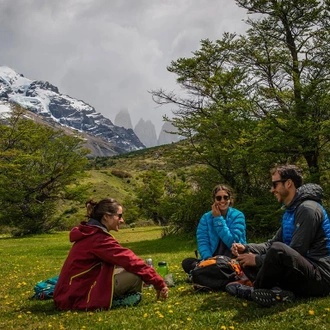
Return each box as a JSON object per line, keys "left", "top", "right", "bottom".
{"left": 182, "top": 184, "right": 246, "bottom": 274}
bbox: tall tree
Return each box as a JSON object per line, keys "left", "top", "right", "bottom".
{"left": 152, "top": 36, "right": 260, "bottom": 194}
{"left": 134, "top": 169, "right": 167, "bottom": 225}
{"left": 236, "top": 0, "right": 330, "bottom": 182}
{"left": 0, "top": 105, "right": 89, "bottom": 234}
{"left": 152, "top": 0, "right": 330, "bottom": 186}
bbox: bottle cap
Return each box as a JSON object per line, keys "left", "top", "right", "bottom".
{"left": 146, "top": 258, "right": 153, "bottom": 265}
{"left": 158, "top": 261, "right": 167, "bottom": 266}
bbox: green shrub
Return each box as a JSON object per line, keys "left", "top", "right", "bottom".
{"left": 111, "top": 169, "right": 132, "bottom": 178}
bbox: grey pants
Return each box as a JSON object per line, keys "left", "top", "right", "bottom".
{"left": 113, "top": 267, "right": 143, "bottom": 298}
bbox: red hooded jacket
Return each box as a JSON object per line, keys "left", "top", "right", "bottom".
{"left": 53, "top": 221, "right": 166, "bottom": 310}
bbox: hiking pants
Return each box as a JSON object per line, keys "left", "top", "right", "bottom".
{"left": 113, "top": 267, "right": 143, "bottom": 298}
{"left": 253, "top": 242, "right": 330, "bottom": 297}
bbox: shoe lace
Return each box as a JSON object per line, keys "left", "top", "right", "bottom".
{"left": 237, "top": 285, "right": 252, "bottom": 299}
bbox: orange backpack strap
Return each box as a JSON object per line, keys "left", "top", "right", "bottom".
{"left": 198, "top": 257, "right": 217, "bottom": 268}
{"left": 229, "top": 259, "right": 242, "bottom": 274}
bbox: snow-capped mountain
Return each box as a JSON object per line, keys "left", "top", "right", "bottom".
{"left": 0, "top": 66, "right": 145, "bottom": 156}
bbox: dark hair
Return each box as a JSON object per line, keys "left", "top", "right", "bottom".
{"left": 271, "top": 164, "right": 303, "bottom": 188}
{"left": 85, "top": 198, "right": 122, "bottom": 221}
{"left": 211, "top": 184, "right": 234, "bottom": 206}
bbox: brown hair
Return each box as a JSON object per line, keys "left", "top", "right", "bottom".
{"left": 85, "top": 198, "right": 122, "bottom": 221}
{"left": 211, "top": 184, "right": 234, "bottom": 206}
{"left": 271, "top": 164, "right": 303, "bottom": 189}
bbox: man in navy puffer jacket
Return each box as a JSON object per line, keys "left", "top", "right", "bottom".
{"left": 226, "top": 164, "right": 330, "bottom": 307}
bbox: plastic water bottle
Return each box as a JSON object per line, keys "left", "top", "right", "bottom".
{"left": 145, "top": 258, "right": 154, "bottom": 288}
{"left": 146, "top": 258, "right": 153, "bottom": 267}
{"left": 156, "top": 261, "right": 168, "bottom": 279}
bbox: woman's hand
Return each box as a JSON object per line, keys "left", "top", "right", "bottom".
{"left": 156, "top": 286, "right": 169, "bottom": 300}
{"left": 211, "top": 203, "right": 222, "bottom": 217}
{"left": 231, "top": 243, "right": 245, "bottom": 256}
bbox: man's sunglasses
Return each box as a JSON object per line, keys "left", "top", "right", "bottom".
{"left": 271, "top": 179, "right": 287, "bottom": 189}
{"left": 215, "top": 195, "right": 230, "bottom": 201}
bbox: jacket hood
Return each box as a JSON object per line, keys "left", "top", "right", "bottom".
{"left": 69, "top": 220, "right": 107, "bottom": 243}
{"left": 287, "top": 183, "right": 323, "bottom": 210}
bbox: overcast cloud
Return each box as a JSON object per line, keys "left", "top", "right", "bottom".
{"left": 0, "top": 0, "right": 249, "bottom": 134}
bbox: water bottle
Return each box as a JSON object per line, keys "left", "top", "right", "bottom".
{"left": 156, "top": 261, "right": 168, "bottom": 279}
{"left": 144, "top": 258, "right": 154, "bottom": 288}
{"left": 145, "top": 258, "right": 153, "bottom": 267}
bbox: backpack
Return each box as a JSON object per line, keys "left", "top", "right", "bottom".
{"left": 191, "top": 255, "right": 241, "bottom": 292}
{"left": 29, "top": 275, "right": 59, "bottom": 300}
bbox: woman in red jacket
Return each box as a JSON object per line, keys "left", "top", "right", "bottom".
{"left": 54, "top": 198, "right": 169, "bottom": 311}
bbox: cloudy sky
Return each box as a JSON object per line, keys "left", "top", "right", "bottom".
{"left": 0, "top": 0, "right": 249, "bottom": 134}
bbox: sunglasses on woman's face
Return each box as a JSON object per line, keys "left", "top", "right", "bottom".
{"left": 215, "top": 195, "right": 230, "bottom": 201}
{"left": 106, "top": 212, "right": 123, "bottom": 219}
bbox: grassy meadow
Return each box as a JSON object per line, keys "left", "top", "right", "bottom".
{"left": 1, "top": 226, "right": 330, "bottom": 330}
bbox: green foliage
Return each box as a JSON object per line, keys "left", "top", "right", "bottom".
{"left": 0, "top": 105, "right": 89, "bottom": 235}
{"left": 111, "top": 169, "right": 132, "bottom": 178}
{"left": 237, "top": 195, "right": 282, "bottom": 239}
{"left": 152, "top": 0, "right": 330, "bottom": 187}
{"left": 122, "top": 195, "right": 142, "bottom": 225}
{"left": 165, "top": 188, "right": 210, "bottom": 235}
{"left": 134, "top": 169, "right": 167, "bottom": 225}
{"left": 234, "top": 0, "right": 330, "bottom": 180}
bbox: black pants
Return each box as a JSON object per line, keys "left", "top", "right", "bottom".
{"left": 248, "top": 242, "right": 330, "bottom": 297}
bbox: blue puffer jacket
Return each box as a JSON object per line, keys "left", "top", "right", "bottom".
{"left": 196, "top": 207, "right": 246, "bottom": 260}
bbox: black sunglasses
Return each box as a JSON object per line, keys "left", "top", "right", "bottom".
{"left": 271, "top": 179, "right": 287, "bottom": 189}
{"left": 106, "top": 212, "right": 123, "bottom": 219}
{"left": 215, "top": 195, "right": 230, "bottom": 201}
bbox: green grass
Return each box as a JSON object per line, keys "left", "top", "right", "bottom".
{"left": 1, "top": 228, "right": 330, "bottom": 330}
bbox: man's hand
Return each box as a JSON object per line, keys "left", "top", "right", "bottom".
{"left": 156, "top": 286, "right": 169, "bottom": 300}
{"left": 237, "top": 253, "right": 256, "bottom": 267}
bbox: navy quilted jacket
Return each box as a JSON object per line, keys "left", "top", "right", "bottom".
{"left": 246, "top": 183, "right": 330, "bottom": 285}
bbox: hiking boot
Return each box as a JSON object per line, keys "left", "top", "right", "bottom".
{"left": 225, "top": 282, "right": 253, "bottom": 300}
{"left": 251, "top": 287, "right": 295, "bottom": 307}
{"left": 112, "top": 292, "right": 142, "bottom": 308}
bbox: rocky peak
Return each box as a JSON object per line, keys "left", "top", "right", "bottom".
{"left": 134, "top": 118, "right": 158, "bottom": 148}
{"left": 158, "top": 121, "right": 181, "bottom": 146}
{"left": 114, "top": 108, "right": 133, "bottom": 129}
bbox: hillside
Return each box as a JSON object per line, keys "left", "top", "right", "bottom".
{"left": 57, "top": 142, "right": 195, "bottom": 229}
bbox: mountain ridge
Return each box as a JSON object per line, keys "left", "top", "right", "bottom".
{"left": 0, "top": 66, "right": 145, "bottom": 157}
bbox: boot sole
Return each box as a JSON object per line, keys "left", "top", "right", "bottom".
{"left": 251, "top": 289, "right": 295, "bottom": 307}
